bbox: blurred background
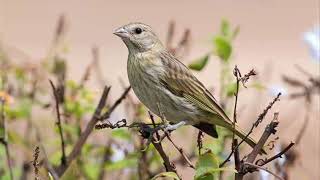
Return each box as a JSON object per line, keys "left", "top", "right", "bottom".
{"left": 0, "top": 0, "right": 319, "bottom": 180}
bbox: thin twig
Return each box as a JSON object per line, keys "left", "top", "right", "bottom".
{"left": 236, "top": 113, "right": 280, "bottom": 180}
{"left": 33, "top": 146, "right": 40, "bottom": 180}
{"left": 243, "top": 162, "right": 284, "bottom": 180}
{"left": 246, "top": 113, "right": 279, "bottom": 163}
{"left": 55, "top": 86, "right": 111, "bottom": 176}
{"left": 197, "top": 130, "right": 204, "bottom": 155}
{"left": 220, "top": 67, "right": 257, "bottom": 167}
{"left": 49, "top": 80, "right": 67, "bottom": 165}
{"left": 165, "top": 132, "right": 195, "bottom": 169}
{"left": 99, "top": 86, "right": 131, "bottom": 121}
{"left": 257, "top": 142, "right": 295, "bottom": 166}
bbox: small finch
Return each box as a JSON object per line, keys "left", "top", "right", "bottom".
{"left": 114, "top": 22, "right": 261, "bottom": 150}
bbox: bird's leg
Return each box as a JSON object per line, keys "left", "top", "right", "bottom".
{"left": 161, "top": 121, "right": 187, "bottom": 131}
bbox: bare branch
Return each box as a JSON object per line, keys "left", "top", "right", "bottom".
{"left": 257, "top": 142, "right": 295, "bottom": 166}
{"left": 243, "top": 162, "right": 284, "bottom": 180}
{"left": 55, "top": 86, "right": 111, "bottom": 176}
{"left": 49, "top": 80, "right": 67, "bottom": 165}
{"left": 33, "top": 146, "right": 40, "bottom": 180}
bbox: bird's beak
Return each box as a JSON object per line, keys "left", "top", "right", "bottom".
{"left": 113, "top": 27, "right": 129, "bottom": 38}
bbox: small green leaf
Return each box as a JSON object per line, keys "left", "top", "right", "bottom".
{"left": 225, "top": 82, "right": 237, "bottom": 97}
{"left": 111, "top": 129, "right": 131, "bottom": 141}
{"left": 151, "top": 172, "right": 180, "bottom": 180}
{"left": 188, "top": 54, "right": 210, "bottom": 71}
{"left": 220, "top": 19, "right": 230, "bottom": 37}
{"left": 83, "top": 162, "right": 99, "bottom": 179}
{"left": 213, "top": 36, "right": 232, "bottom": 62}
{"left": 105, "top": 154, "right": 138, "bottom": 171}
{"left": 249, "top": 82, "right": 266, "bottom": 91}
{"left": 195, "top": 151, "right": 220, "bottom": 180}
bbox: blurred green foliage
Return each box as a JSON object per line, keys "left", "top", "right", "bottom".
{"left": 0, "top": 19, "right": 269, "bottom": 180}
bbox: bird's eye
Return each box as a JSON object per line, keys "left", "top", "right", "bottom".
{"left": 135, "top": 28, "right": 142, "bottom": 34}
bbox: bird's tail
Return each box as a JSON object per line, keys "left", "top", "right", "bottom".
{"left": 208, "top": 114, "right": 266, "bottom": 154}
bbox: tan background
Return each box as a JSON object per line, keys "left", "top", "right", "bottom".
{"left": 1, "top": 0, "right": 319, "bottom": 179}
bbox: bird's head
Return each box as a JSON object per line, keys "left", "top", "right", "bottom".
{"left": 114, "top": 23, "right": 164, "bottom": 53}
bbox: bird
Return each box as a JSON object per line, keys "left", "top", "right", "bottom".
{"left": 114, "top": 22, "right": 261, "bottom": 150}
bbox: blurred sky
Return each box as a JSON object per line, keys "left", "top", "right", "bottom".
{"left": 1, "top": 0, "right": 319, "bottom": 179}
{"left": 1, "top": 0, "right": 319, "bottom": 86}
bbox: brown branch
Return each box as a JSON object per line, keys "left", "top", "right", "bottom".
{"left": 151, "top": 137, "right": 179, "bottom": 176}
{"left": 35, "top": 126, "right": 59, "bottom": 180}
{"left": 243, "top": 162, "right": 284, "bottom": 180}
{"left": 165, "top": 132, "right": 195, "bottom": 169}
{"left": 197, "top": 130, "right": 204, "bottom": 155}
{"left": 220, "top": 67, "right": 257, "bottom": 167}
{"left": 257, "top": 142, "right": 295, "bottom": 166}
{"left": 33, "top": 146, "right": 40, "bottom": 180}
{"left": 237, "top": 113, "right": 280, "bottom": 180}
{"left": 49, "top": 80, "right": 67, "bottom": 165}
{"left": 55, "top": 86, "right": 130, "bottom": 177}
{"left": 55, "top": 86, "right": 111, "bottom": 176}
{"left": 99, "top": 86, "right": 131, "bottom": 121}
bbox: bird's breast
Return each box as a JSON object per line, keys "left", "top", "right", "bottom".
{"left": 127, "top": 54, "right": 198, "bottom": 123}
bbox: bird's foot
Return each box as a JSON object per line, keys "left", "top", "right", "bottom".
{"left": 160, "top": 121, "right": 187, "bottom": 132}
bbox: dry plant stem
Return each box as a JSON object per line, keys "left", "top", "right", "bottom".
{"left": 151, "top": 138, "right": 179, "bottom": 175}
{"left": 247, "top": 115, "right": 279, "bottom": 163}
{"left": 56, "top": 86, "right": 130, "bottom": 177}
{"left": 0, "top": 99, "right": 14, "bottom": 180}
{"left": 235, "top": 93, "right": 281, "bottom": 149}
{"left": 258, "top": 142, "right": 295, "bottom": 166}
{"left": 99, "top": 86, "right": 131, "bottom": 121}
{"left": 148, "top": 115, "right": 180, "bottom": 177}
{"left": 220, "top": 67, "right": 257, "bottom": 167}
{"left": 56, "top": 86, "right": 111, "bottom": 176}
{"left": 236, "top": 113, "right": 280, "bottom": 180}
{"left": 33, "top": 146, "right": 40, "bottom": 180}
{"left": 97, "top": 141, "right": 112, "bottom": 180}
{"left": 165, "top": 132, "right": 195, "bottom": 169}
{"left": 49, "top": 80, "right": 67, "bottom": 165}
{"left": 197, "top": 130, "right": 204, "bottom": 155}
{"left": 243, "top": 162, "right": 284, "bottom": 180}
{"left": 35, "top": 126, "right": 59, "bottom": 180}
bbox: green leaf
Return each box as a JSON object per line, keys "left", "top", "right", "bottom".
{"left": 249, "top": 82, "right": 266, "bottom": 91}
{"left": 105, "top": 154, "right": 138, "bottom": 171}
{"left": 83, "top": 162, "right": 99, "bottom": 180}
{"left": 5, "top": 98, "right": 32, "bottom": 119}
{"left": 220, "top": 19, "right": 230, "bottom": 37}
{"left": 111, "top": 129, "right": 131, "bottom": 141}
{"left": 195, "top": 151, "right": 220, "bottom": 180}
{"left": 151, "top": 172, "right": 180, "bottom": 180}
{"left": 225, "top": 82, "right": 237, "bottom": 97}
{"left": 213, "top": 36, "right": 232, "bottom": 62}
{"left": 188, "top": 54, "right": 210, "bottom": 71}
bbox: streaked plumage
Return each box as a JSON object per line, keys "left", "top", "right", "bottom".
{"left": 114, "top": 22, "right": 261, "bottom": 150}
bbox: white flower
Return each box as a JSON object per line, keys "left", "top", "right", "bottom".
{"left": 268, "top": 85, "right": 287, "bottom": 97}
{"left": 110, "top": 144, "right": 125, "bottom": 162}
{"left": 303, "top": 26, "right": 320, "bottom": 62}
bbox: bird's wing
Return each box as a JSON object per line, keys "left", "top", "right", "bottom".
{"left": 158, "top": 51, "right": 232, "bottom": 124}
